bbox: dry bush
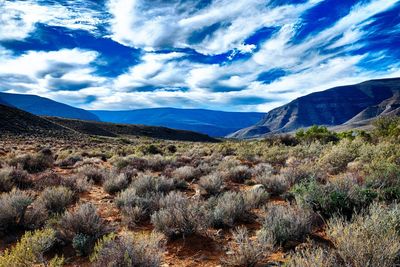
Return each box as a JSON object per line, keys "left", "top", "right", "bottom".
{"left": 286, "top": 245, "right": 341, "bottom": 267}
{"left": 59, "top": 203, "right": 112, "bottom": 255}
{"left": 222, "top": 165, "right": 252, "bottom": 183}
{"left": 251, "top": 163, "right": 274, "bottom": 177}
{"left": 243, "top": 187, "right": 269, "bottom": 209}
{"left": 151, "top": 191, "right": 207, "bottom": 238}
{"left": 209, "top": 191, "right": 249, "bottom": 228}
{"left": 78, "top": 165, "right": 107, "bottom": 184}
{"left": 0, "top": 189, "right": 32, "bottom": 234}
{"left": 57, "top": 155, "right": 82, "bottom": 168}
{"left": 38, "top": 186, "right": 74, "bottom": 214}
{"left": 223, "top": 227, "right": 269, "bottom": 267}
{"left": 90, "top": 232, "right": 165, "bottom": 267}
{"left": 254, "top": 174, "right": 289, "bottom": 196}
{"left": 103, "top": 173, "right": 130, "bottom": 194}
{"left": 258, "top": 204, "right": 315, "bottom": 247}
{"left": 199, "top": 173, "right": 224, "bottom": 195}
{"left": 9, "top": 151, "right": 54, "bottom": 174}
{"left": 172, "top": 166, "right": 201, "bottom": 181}
{"left": 0, "top": 228, "right": 63, "bottom": 266}
{"left": 319, "top": 139, "right": 361, "bottom": 174}
{"left": 327, "top": 203, "right": 400, "bottom": 267}
{"left": 0, "top": 166, "right": 30, "bottom": 192}
{"left": 131, "top": 174, "right": 180, "bottom": 195}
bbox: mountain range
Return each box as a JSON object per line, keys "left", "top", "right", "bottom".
{"left": 229, "top": 78, "right": 400, "bottom": 138}
{"left": 1, "top": 77, "right": 399, "bottom": 139}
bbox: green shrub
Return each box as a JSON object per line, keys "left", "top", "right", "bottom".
{"left": 372, "top": 115, "right": 400, "bottom": 138}
{"left": 319, "top": 139, "right": 361, "bottom": 174}
{"left": 0, "top": 228, "right": 63, "bottom": 267}
{"left": 365, "top": 161, "right": 400, "bottom": 201}
{"left": 295, "top": 126, "right": 339, "bottom": 144}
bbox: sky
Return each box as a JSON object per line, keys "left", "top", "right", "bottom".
{"left": 0, "top": 0, "right": 399, "bottom": 112}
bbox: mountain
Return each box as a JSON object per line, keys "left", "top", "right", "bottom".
{"left": 0, "top": 104, "right": 76, "bottom": 138}
{"left": 0, "top": 104, "right": 217, "bottom": 142}
{"left": 91, "top": 108, "right": 264, "bottom": 137}
{"left": 229, "top": 78, "right": 400, "bottom": 138}
{"left": 0, "top": 92, "right": 100, "bottom": 121}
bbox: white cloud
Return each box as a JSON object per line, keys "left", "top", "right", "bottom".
{"left": 0, "top": 0, "right": 103, "bottom": 41}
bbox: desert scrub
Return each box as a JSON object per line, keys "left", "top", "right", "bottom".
{"left": 318, "top": 139, "right": 361, "bottom": 174}
{"left": 258, "top": 204, "right": 315, "bottom": 248}
{"left": 208, "top": 191, "right": 250, "bottom": 228}
{"left": 285, "top": 245, "right": 340, "bottom": 267}
{"left": 223, "top": 227, "right": 270, "bottom": 267}
{"left": 254, "top": 174, "right": 289, "bottom": 196}
{"left": 78, "top": 165, "right": 107, "bottom": 184}
{"left": 9, "top": 151, "right": 54, "bottom": 173}
{"left": 151, "top": 191, "right": 207, "bottom": 238}
{"left": 198, "top": 173, "right": 224, "bottom": 195}
{"left": 38, "top": 186, "right": 74, "bottom": 214}
{"left": 90, "top": 232, "right": 165, "bottom": 267}
{"left": 365, "top": 161, "right": 400, "bottom": 201}
{"left": 292, "top": 177, "right": 376, "bottom": 219}
{"left": 103, "top": 173, "right": 130, "bottom": 194}
{"left": 222, "top": 165, "right": 252, "bottom": 183}
{"left": 0, "top": 189, "right": 32, "bottom": 234}
{"left": 172, "top": 166, "right": 201, "bottom": 181}
{"left": 0, "top": 228, "right": 64, "bottom": 267}
{"left": 243, "top": 187, "right": 269, "bottom": 209}
{"left": 0, "top": 166, "right": 30, "bottom": 192}
{"left": 59, "top": 203, "right": 112, "bottom": 256}
{"left": 327, "top": 203, "right": 400, "bottom": 267}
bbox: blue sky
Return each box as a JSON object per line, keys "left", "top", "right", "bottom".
{"left": 0, "top": 0, "right": 399, "bottom": 112}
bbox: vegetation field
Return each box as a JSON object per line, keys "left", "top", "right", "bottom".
{"left": 0, "top": 116, "right": 399, "bottom": 267}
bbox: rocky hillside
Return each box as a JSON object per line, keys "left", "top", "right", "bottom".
{"left": 229, "top": 78, "right": 400, "bottom": 138}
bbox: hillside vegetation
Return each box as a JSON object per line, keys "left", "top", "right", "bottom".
{"left": 0, "top": 116, "right": 399, "bottom": 266}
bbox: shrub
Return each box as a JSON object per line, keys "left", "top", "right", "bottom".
{"left": 0, "top": 189, "right": 32, "bottom": 234}
{"left": 151, "top": 191, "right": 206, "bottom": 238}
{"left": 78, "top": 166, "right": 107, "bottom": 184}
{"left": 286, "top": 245, "right": 340, "bottom": 267}
{"left": 0, "top": 228, "right": 63, "bottom": 266}
{"left": 103, "top": 173, "right": 129, "bottom": 194}
{"left": 131, "top": 174, "right": 179, "bottom": 195}
{"left": 327, "top": 203, "right": 400, "bottom": 267}
{"left": 292, "top": 178, "right": 376, "bottom": 219}
{"left": 222, "top": 227, "right": 267, "bottom": 267}
{"left": 365, "top": 161, "right": 400, "bottom": 201}
{"left": 0, "top": 166, "right": 30, "bottom": 192}
{"left": 57, "top": 155, "right": 82, "bottom": 168}
{"left": 222, "top": 165, "right": 252, "bottom": 183}
{"left": 90, "top": 232, "right": 165, "bottom": 267}
{"left": 172, "top": 166, "right": 201, "bottom": 181}
{"left": 10, "top": 152, "right": 54, "bottom": 173}
{"left": 258, "top": 205, "right": 314, "bottom": 247}
{"left": 372, "top": 115, "right": 400, "bottom": 138}
{"left": 295, "top": 126, "right": 339, "bottom": 144}
{"left": 142, "top": 144, "right": 162, "bottom": 155}
{"left": 39, "top": 186, "right": 74, "bottom": 214}
{"left": 59, "top": 203, "right": 112, "bottom": 255}
{"left": 199, "top": 173, "right": 223, "bottom": 195}
{"left": 209, "top": 191, "right": 248, "bottom": 228}
{"left": 254, "top": 174, "right": 289, "bottom": 196}
{"left": 319, "top": 139, "right": 360, "bottom": 174}
{"left": 243, "top": 187, "right": 269, "bottom": 209}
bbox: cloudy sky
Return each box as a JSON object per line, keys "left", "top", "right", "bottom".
{"left": 0, "top": 0, "right": 399, "bottom": 112}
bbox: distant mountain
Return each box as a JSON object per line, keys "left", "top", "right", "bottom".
{"left": 229, "top": 78, "right": 400, "bottom": 138}
{"left": 91, "top": 108, "right": 264, "bottom": 137}
{"left": 0, "top": 104, "right": 217, "bottom": 142}
{"left": 0, "top": 92, "right": 99, "bottom": 121}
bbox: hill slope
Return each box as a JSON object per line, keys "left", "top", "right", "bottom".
{"left": 0, "top": 104, "right": 76, "bottom": 138}
{"left": 0, "top": 104, "right": 217, "bottom": 142}
{"left": 91, "top": 108, "right": 264, "bottom": 137}
{"left": 0, "top": 92, "right": 100, "bottom": 121}
{"left": 229, "top": 78, "right": 400, "bottom": 138}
